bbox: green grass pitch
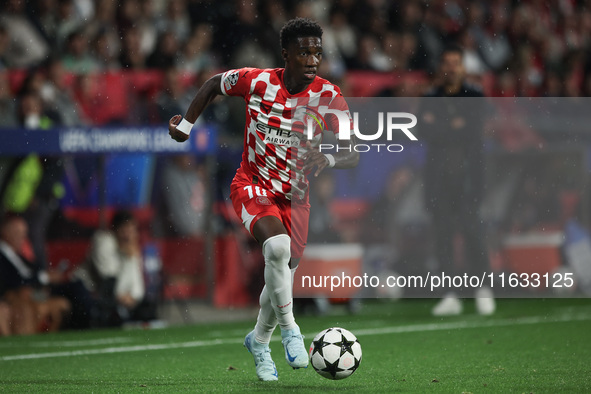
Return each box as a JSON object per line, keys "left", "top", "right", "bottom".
{"left": 1, "top": 298, "right": 590, "bottom": 393}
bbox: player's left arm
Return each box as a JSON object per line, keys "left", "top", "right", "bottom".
{"left": 303, "top": 134, "right": 359, "bottom": 177}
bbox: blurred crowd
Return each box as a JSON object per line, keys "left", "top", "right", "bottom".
{"left": 1, "top": 0, "right": 591, "bottom": 333}
{"left": 0, "top": 0, "right": 589, "bottom": 108}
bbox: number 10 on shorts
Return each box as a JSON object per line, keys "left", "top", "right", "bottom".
{"left": 243, "top": 185, "right": 268, "bottom": 199}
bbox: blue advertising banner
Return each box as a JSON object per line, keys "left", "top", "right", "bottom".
{"left": 0, "top": 126, "right": 216, "bottom": 155}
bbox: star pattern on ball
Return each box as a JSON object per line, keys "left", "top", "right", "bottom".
{"left": 339, "top": 336, "right": 357, "bottom": 357}
{"left": 311, "top": 333, "right": 331, "bottom": 358}
{"left": 320, "top": 356, "right": 347, "bottom": 379}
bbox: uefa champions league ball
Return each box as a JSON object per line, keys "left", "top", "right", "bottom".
{"left": 309, "top": 327, "right": 362, "bottom": 380}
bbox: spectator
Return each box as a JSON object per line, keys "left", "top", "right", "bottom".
{"left": 0, "top": 70, "right": 17, "bottom": 128}
{"left": 119, "top": 26, "right": 148, "bottom": 70}
{"left": 40, "top": 58, "right": 88, "bottom": 127}
{"left": 84, "top": 0, "right": 119, "bottom": 65}
{"left": 61, "top": 28, "right": 98, "bottom": 74}
{"left": 416, "top": 3, "right": 446, "bottom": 72}
{"left": 321, "top": 9, "right": 357, "bottom": 71}
{"left": 177, "top": 24, "right": 216, "bottom": 74}
{"left": 0, "top": 23, "right": 11, "bottom": 69}
{"left": 154, "top": 67, "right": 192, "bottom": 122}
{"left": 154, "top": 0, "right": 191, "bottom": 43}
{"left": 0, "top": 0, "right": 50, "bottom": 68}
{"left": 0, "top": 300, "right": 11, "bottom": 335}
{"left": 0, "top": 214, "right": 71, "bottom": 334}
{"left": 474, "top": 5, "right": 512, "bottom": 72}
{"left": 155, "top": 155, "right": 206, "bottom": 237}
{"left": 420, "top": 45, "right": 495, "bottom": 316}
{"left": 54, "top": 0, "right": 85, "bottom": 50}
{"left": 28, "top": 0, "right": 60, "bottom": 48}
{"left": 457, "top": 28, "right": 487, "bottom": 79}
{"left": 3, "top": 86, "right": 65, "bottom": 269}
{"left": 307, "top": 171, "right": 340, "bottom": 244}
{"left": 74, "top": 210, "right": 157, "bottom": 326}
{"left": 90, "top": 28, "right": 121, "bottom": 71}
{"left": 146, "top": 31, "right": 180, "bottom": 70}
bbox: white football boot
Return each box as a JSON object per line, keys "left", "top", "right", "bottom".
{"left": 432, "top": 293, "right": 463, "bottom": 316}
{"left": 475, "top": 287, "right": 496, "bottom": 315}
{"left": 244, "top": 331, "right": 278, "bottom": 381}
{"left": 280, "top": 325, "right": 309, "bottom": 369}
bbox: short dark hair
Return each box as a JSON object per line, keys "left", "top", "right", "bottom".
{"left": 280, "top": 17, "right": 323, "bottom": 49}
{"left": 111, "top": 210, "right": 135, "bottom": 231}
{"left": 440, "top": 44, "right": 464, "bottom": 59}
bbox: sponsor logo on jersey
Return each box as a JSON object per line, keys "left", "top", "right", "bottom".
{"left": 257, "top": 123, "right": 301, "bottom": 146}
{"left": 303, "top": 106, "right": 328, "bottom": 131}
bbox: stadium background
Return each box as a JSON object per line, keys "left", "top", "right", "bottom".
{"left": 1, "top": 0, "right": 591, "bottom": 321}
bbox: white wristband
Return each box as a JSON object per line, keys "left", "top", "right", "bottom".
{"left": 324, "top": 154, "right": 335, "bottom": 168}
{"left": 176, "top": 118, "right": 194, "bottom": 135}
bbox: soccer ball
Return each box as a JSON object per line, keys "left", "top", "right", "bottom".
{"left": 309, "top": 327, "right": 362, "bottom": 380}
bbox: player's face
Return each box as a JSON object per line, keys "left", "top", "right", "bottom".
{"left": 283, "top": 36, "right": 323, "bottom": 90}
{"left": 440, "top": 52, "right": 465, "bottom": 87}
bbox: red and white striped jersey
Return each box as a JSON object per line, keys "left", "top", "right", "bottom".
{"left": 220, "top": 67, "right": 347, "bottom": 200}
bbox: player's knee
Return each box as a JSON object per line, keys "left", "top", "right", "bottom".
{"left": 262, "top": 234, "right": 291, "bottom": 266}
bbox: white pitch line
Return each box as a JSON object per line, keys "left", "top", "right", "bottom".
{"left": 2, "top": 313, "right": 590, "bottom": 362}
{"left": 351, "top": 313, "right": 591, "bottom": 337}
{"left": 32, "top": 338, "right": 133, "bottom": 347}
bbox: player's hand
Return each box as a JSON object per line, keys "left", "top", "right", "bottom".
{"left": 168, "top": 115, "right": 189, "bottom": 142}
{"left": 118, "top": 294, "right": 137, "bottom": 309}
{"left": 303, "top": 141, "right": 329, "bottom": 177}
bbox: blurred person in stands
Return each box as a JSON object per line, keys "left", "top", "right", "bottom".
{"left": 31, "top": 0, "right": 83, "bottom": 51}
{"left": 61, "top": 28, "right": 98, "bottom": 74}
{"left": 0, "top": 214, "right": 71, "bottom": 334}
{"left": 85, "top": 0, "right": 120, "bottom": 70}
{"left": 154, "top": 0, "right": 191, "bottom": 43}
{"left": 457, "top": 28, "right": 487, "bottom": 85}
{"left": 116, "top": 0, "right": 157, "bottom": 56}
{"left": 420, "top": 45, "right": 495, "bottom": 316}
{"left": 168, "top": 18, "right": 358, "bottom": 381}
{"left": 155, "top": 66, "right": 190, "bottom": 122}
{"left": 119, "top": 25, "right": 148, "bottom": 70}
{"left": 0, "top": 25, "right": 10, "bottom": 69}
{"left": 307, "top": 171, "right": 340, "bottom": 244}
{"left": 363, "top": 167, "right": 429, "bottom": 276}
{"left": 75, "top": 210, "right": 156, "bottom": 327}
{"left": 416, "top": 3, "right": 446, "bottom": 72}
{"left": 0, "top": 70, "right": 16, "bottom": 217}
{"left": 0, "top": 300, "right": 11, "bottom": 336}
{"left": 146, "top": 30, "right": 180, "bottom": 70}
{"left": 220, "top": 0, "right": 274, "bottom": 69}
{"left": 472, "top": 4, "right": 511, "bottom": 73}
{"left": 320, "top": 8, "right": 355, "bottom": 75}
{"left": 0, "top": 70, "right": 18, "bottom": 128}
{"left": 90, "top": 28, "right": 121, "bottom": 71}
{"left": 155, "top": 154, "right": 206, "bottom": 238}
{"left": 6, "top": 78, "right": 66, "bottom": 253}
{"left": 177, "top": 24, "right": 217, "bottom": 74}
{"left": 0, "top": 0, "right": 50, "bottom": 68}
{"left": 1, "top": 89, "right": 64, "bottom": 269}
{"left": 40, "top": 57, "right": 88, "bottom": 127}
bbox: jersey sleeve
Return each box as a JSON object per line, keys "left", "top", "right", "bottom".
{"left": 220, "top": 68, "right": 256, "bottom": 97}
{"left": 326, "top": 93, "right": 353, "bottom": 140}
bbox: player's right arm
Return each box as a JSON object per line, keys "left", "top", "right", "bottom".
{"left": 168, "top": 74, "right": 223, "bottom": 142}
